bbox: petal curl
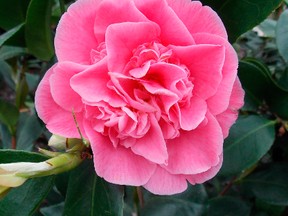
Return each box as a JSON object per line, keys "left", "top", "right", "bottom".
{"left": 55, "top": 0, "right": 100, "bottom": 64}
{"left": 166, "top": 0, "right": 227, "bottom": 39}
{"left": 106, "top": 22, "right": 160, "bottom": 72}
{"left": 134, "top": 0, "right": 194, "bottom": 46}
{"left": 193, "top": 33, "right": 239, "bottom": 115}
{"left": 144, "top": 166, "right": 187, "bottom": 195}
{"left": 165, "top": 112, "right": 223, "bottom": 175}
{"left": 85, "top": 122, "right": 156, "bottom": 186}
{"left": 216, "top": 78, "right": 244, "bottom": 138}
{"left": 35, "top": 65, "right": 85, "bottom": 138}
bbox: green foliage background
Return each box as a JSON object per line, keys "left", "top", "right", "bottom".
{"left": 1, "top": 0, "right": 288, "bottom": 215}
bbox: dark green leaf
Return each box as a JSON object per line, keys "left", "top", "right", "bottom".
{"left": 276, "top": 10, "right": 288, "bottom": 63}
{"left": 255, "top": 199, "right": 285, "bottom": 216}
{"left": 201, "top": 0, "right": 282, "bottom": 42}
{"left": 220, "top": 115, "right": 276, "bottom": 176}
{"left": 15, "top": 76, "right": 29, "bottom": 109}
{"left": 16, "top": 112, "right": 44, "bottom": 151}
{"left": 0, "top": 177, "right": 54, "bottom": 216}
{"left": 0, "top": 23, "right": 24, "bottom": 47}
{"left": 0, "top": 0, "right": 30, "bottom": 30}
{"left": 141, "top": 197, "right": 205, "bottom": 216}
{"left": 208, "top": 196, "right": 251, "bottom": 216}
{"left": 63, "top": 160, "right": 124, "bottom": 216}
{"left": 25, "top": 0, "right": 54, "bottom": 61}
{"left": 0, "top": 124, "right": 12, "bottom": 149}
{"left": 170, "top": 185, "right": 208, "bottom": 204}
{"left": 0, "top": 99, "right": 19, "bottom": 132}
{"left": 40, "top": 202, "right": 64, "bottom": 216}
{"left": 242, "top": 164, "right": 288, "bottom": 206}
{"left": 0, "top": 149, "right": 48, "bottom": 163}
{"left": 0, "top": 46, "right": 27, "bottom": 61}
{"left": 0, "top": 60, "right": 15, "bottom": 90}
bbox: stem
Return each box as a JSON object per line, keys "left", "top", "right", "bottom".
{"left": 59, "top": 0, "right": 66, "bottom": 15}
{"left": 11, "top": 136, "right": 16, "bottom": 149}
{"left": 219, "top": 176, "right": 237, "bottom": 196}
{"left": 136, "top": 187, "right": 144, "bottom": 208}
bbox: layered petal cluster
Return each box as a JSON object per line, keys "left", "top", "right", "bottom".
{"left": 35, "top": 0, "right": 244, "bottom": 195}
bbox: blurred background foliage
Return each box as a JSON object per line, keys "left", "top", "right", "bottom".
{"left": 1, "top": 0, "right": 288, "bottom": 215}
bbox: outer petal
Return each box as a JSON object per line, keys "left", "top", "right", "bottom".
{"left": 193, "top": 33, "right": 239, "bottom": 115}
{"left": 165, "top": 112, "right": 223, "bottom": 174}
{"left": 171, "top": 44, "right": 225, "bottom": 100}
{"left": 35, "top": 65, "right": 85, "bottom": 138}
{"left": 134, "top": 0, "right": 194, "bottom": 46}
{"left": 187, "top": 154, "right": 223, "bottom": 184}
{"left": 85, "top": 122, "right": 156, "bottom": 186}
{"left": 131, "top": 114, "right": 168, "bottom": 164}
{"left": 55, "top": 0, "right": 99, "bottom": 64}
{"left": 216, "top": 78, "right": 244, "bottom": 138}
{"left": 106, "top": 22, "right": 160, "bottom": 72}
{"left": 166, "top": 0, "right": 227, "bottom": 39}
{"left": 70, "top": 58, "right": 125, "bottom": 107}
{"left": 144, "top": 166, "right": 187, "bottom": 195}
{"left": 49, "top": 62, "right": 87, "bottom": 112}
{"left": 94, "top": 0, "right": 148, "bottom": 42}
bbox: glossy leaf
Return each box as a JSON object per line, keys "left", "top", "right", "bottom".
{"left": 242, "top": 164, "right": 288, "bottom": 206}
{"left": 141, "top": 197, "right": 205, "bottom": 216}
{"left": 40, "top": 202, "right": 64, "bottom": 216}
{"left": 208, "top": 196, "right": 251, "bottom": 216}
{"left": 0, "top": 99, "right": 19, "bottom": 132}
{"left": 0, "top": 149, "right": 48, "bottom": 163}
{"left": 63, "top": 160, "right": 124, "bottom": 216}
{"left": 201, "top": 0, "right": 282, "bottom": 42}
{"left": 0, "top": 124, "right": 11, "bottom": 149}
{"left": 0, "top": 60, "right": 15, "bottom": 90}
{"left": 276, "top": 10, "right": 288, "bottom": 63}
{"left": 0, "top": 0, "right": 30, "bottom": 30}
{"left": 220, "top": 115, "right": 276, "bottom": 176}
{"left": 16, "top": 112, "right": 44, "bottom": 151}
{"left": 0, "top": 177, "right": 54, "bottom": 216}
{"left": 0, "top": 46, "right": 27, "bottom": 61}
{"left": 25, "top": 0, "right": 54, "bottom": 61}
{"left": 0, "top": 23, "right": 24, "bottom": 47}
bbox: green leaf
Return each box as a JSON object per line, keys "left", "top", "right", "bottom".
{"left": 0, "top": 149, "right": 48, "bottom": 163}
{"left": 0, "top": 60, "right": 15, "bottom": 90}
{"left": 25, "top": 0, "right": 54, "bottom": 61}
{"left": 276, "top": 10, "right": 288, "bottom": 63}
{"left": 0, "top": 177, "right": 54, "bottom": 216}
{"left": 256, "top": 19, "right": 277, "bottom": 38}
{"left": 242, "top": 164, "right": 288, "bottom": 206}
{"left": 40, "top": 202, "right": 64, "bottom": 216}
{"left": 15, "top": 76, "right": 29, "bottom": 109}
{"left": 0, "top": 46, "right": 27, "bottom": 61}
{"left": 0, "top": 23, "right": 24, "bottom": 47}
{"left": 63, "top": 160, "right": 124, "bottom": 216}
{"left": 170, "top": 185, "right": 208, "bottom": 204}
{"left": 141, "top": 197, "right": 205, "bottom": 216}
{"left": 201, "top": 0, "right": 282, "bottom": 42}
{"left": 0, "top": 124, "right": 12, "bottom": 149}
{"left": 0, "top": 0, "right": 30, "bottom": 30}
{"left": 16, "top": 112, "right": 44, "bottom": 151}
{"left": 220, "top": 115, "right": 276, "bottom": 176}
{"left": 208, "top": 196, "right": 251, "bottom": 216}
{"left": 0, "top": 99, "right": 19, "bottom": 132}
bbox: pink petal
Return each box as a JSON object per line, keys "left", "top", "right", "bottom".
{"left": 171, "top": 44, "right": 225, "bottom": 100}
{"left": 166, "top": 0, "right": 227, "bottom": 39}
{"left": 193, "top": 33, "right": 239, "bottom": 115}
{"left": 35, "top": 65, "right": 85, "bottom": 138}
{"left": 216, "top": 78, "right": 244, "bottom": 138}
{"left": 106, "top": 22, "right": 160, "bottom": 72}
{"left": 165, "top": 112, "right": 223, "bottom": 175}
{"left": 94, "top": 0, "right": 148, "bottom": 42}
{"left": 55, "top": 0, "right": 99, "bottom": 64}
{"left": 131, "top": 114, "right": 168, "bottom": 164}
{"left": 49, "top": 62, "right": 87, "bottom": 112}
{"left": 144, "top": 166, "right": 187, "bottom": 195}
{"left": 85, "top": 122, "right": 156, "bottom": 185}
{"left": 134, "top": 0, "right": 194, "bottom": 46}
{"left": 70, "top": 58, "right": 125, "bottom": 107}
{"left": 187, "top": 154, "right": 223, "bottom": 184}
{"left": 179, "top": 95, "right": 207, "bottom": 131}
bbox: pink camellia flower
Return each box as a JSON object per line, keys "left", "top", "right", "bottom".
{"left": 35, "top": 0, "right": 244, "bottom": 195}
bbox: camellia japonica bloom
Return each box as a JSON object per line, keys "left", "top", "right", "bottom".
{"left": 35, "top": 0, "right": 244, "bottom": 195}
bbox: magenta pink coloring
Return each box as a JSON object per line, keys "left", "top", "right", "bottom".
{"left": 35, "top": 0, "right": 244, "bottom": 195}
